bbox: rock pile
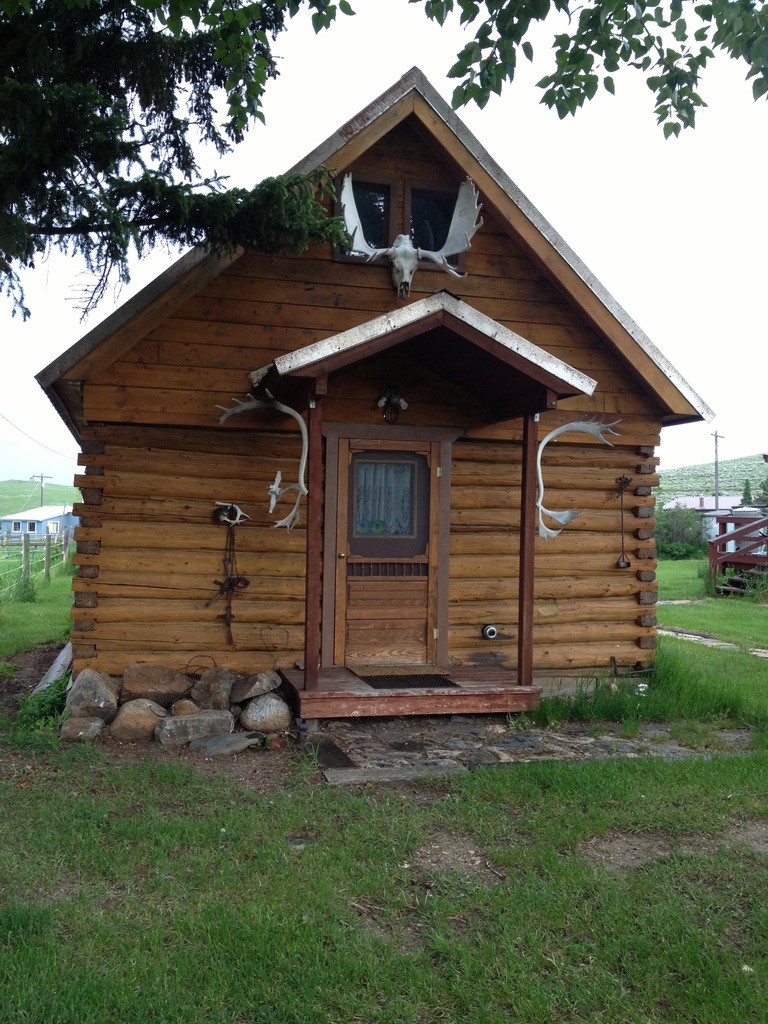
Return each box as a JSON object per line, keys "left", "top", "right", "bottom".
{"left": 61, "top": 664, "right": 292, "bottom": 748}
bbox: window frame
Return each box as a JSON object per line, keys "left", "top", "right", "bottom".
{"left": 26, "top": 521, "right": 37, "bottom": 534}
{"left": 11, "top": 521, "right": 21, "bottom": 533}
{"left": 334, "top": 176, "right": 471, "bottom": 275}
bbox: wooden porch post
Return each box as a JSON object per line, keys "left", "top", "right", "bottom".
{"left": 517, "top": 413, "right": 539, "bottom": 687}
{"left": 303, "top": 380, "right": 325, "bottom": 691}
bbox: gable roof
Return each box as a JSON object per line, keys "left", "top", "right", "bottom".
{"left": 37, "top": 68, "right": 712, "bottom": 437}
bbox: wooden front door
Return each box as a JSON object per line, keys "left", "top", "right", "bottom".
{"left": 333, "top": 438, "right": 441, "bottom": 667}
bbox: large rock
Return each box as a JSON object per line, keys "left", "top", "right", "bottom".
{"left": 60, "top": 717, "right": 105, "bottom": 742}
{"left": 154, "top": 710, "right": 234, "bottom": 748}
{"left": 110, "top": 699, "right": 167, "bottom": 742}
{"left": 190, "top": 668, "right": 235, "bottom": 710}
{"left": 121, "top": 664, "right": 191, "bottom": 707}
{"left": 230, "top": 670, "right": 281, "bottom": 705}
{"left": 239, "top": 693, "right": 292, "bottom": 733}
{"left": 65, "top": 669, "right": 120, "bottom": 723}
{"left": 188, "top": 732, "right": 265, "bottom": 757}
{"left": 171, "top": 698, "right": 200, "bottom": 717}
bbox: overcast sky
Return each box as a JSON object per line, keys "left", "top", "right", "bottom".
{"left": 2, "top": 0, "right": 767, "bottom": 495}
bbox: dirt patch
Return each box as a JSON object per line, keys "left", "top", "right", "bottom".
{"left": 579, "top": 819, "right": 768, "bottom": 873}
{"left": 350, "top": 899, "right": 426, "bottom": 952}
{"left": 579, "top": 832, "right": 676, "bottom": 871}
{"left": 97, "top": 734, "right": 308, "bottom": 796}
{"left": 411, "top": 830, "right": 504, "bottom": 886}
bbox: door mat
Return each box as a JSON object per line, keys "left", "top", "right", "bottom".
{"left": 360, "top": 674, "right": 459, "bottom": 689}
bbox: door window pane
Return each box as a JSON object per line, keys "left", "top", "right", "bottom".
{"left": 353, "top": 460, "right": 416, "bottom": 538}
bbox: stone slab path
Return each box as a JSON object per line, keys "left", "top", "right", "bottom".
{"left": 658, "top": 625, "right": 768, "bottom": 659}
{"left": 315, "top": 716, "right": 755, "bottom": 785}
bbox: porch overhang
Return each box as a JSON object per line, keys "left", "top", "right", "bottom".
{"left": 250, "top": 291, "right": 596, "bottom": 422}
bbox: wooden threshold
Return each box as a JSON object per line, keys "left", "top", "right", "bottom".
{"left": 280, "top": 666, "right": 541, "bottom": 720}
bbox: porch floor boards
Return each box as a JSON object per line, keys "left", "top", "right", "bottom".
{"left": 280, "top": 666, "right": 542, "bottom": 719}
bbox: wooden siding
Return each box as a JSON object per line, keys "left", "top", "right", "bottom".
{"left": 448, "top": 436, "right": 658, "bottom": 674}
{"left": 70, "top": 117, "right": 661, "bottom": 679}
{"left": 72, "top": 426, "right": 310, "bottom": 674}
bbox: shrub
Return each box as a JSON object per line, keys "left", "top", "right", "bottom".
{"left": 12, "top": 672, "right": 69, "bottom": 739}
{"left": 655, "top": 505, "right": 707, "bottom": 560}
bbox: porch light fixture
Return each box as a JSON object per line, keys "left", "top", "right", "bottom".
{"left": 377, "top": 387, "right": 408, "bottom": 424}
{"left": 615, "top": 475, "right": 633, "bottom": 569}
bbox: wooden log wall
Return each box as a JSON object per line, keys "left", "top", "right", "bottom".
{"left": 71, "top": 426, "right": 310, "bottom": 675}
{"left": 448, "top": 434, "right": 659, "bottom": 674}
{"left": 66, "top": 116, "right": 663, "bottom": 678}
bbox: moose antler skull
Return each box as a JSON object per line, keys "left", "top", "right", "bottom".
{"left": 341, "top": 174, "right": 483, "bottom": 298}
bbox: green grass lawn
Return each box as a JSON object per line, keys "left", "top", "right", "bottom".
{"left": 656, "top": 558, "right": 707, "bottom": 601}
{"left": 1, "top": 746, "right": 767, "bottom": 1024}
{"left": 3, "top": 548, "right": 768, "bottom": 1020}
{"left": 0, "top": 568, "right": 73, "bottom": 659}
{"left": 532, "top": 637, "right": 768, "bottom": 733}
{"left": 655, "top": 557, "right": 768, "bottom": 650}
{"left": 659, "top": 599, "right": 768, "bottom": 650}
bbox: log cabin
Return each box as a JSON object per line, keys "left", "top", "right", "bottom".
{"left": 38, "top": 68, "right": 712, "bottom": 721}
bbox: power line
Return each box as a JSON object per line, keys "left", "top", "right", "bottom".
{"left": 0, "top": 411, "right": 74, "bottom": 460}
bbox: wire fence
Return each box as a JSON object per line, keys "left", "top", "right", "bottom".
{"left": 0, "top": 530, "right": 73, "bottom": 600}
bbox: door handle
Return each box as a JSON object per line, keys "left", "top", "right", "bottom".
{"left": 338, "top": 551, "right": 346, "bottom": 559}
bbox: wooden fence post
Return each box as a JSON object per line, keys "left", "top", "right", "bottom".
{"left": 62, "top": 527, "right": 70, "bottom": 563}
{"left": 44, "top": 534, "right": 51, "bottom": 582}
{"left": 22, "top": 533, "right": 30, "bottom": 580}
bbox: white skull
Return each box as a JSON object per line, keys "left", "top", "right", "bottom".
{"left": 387, "top": 235, "right": 420, "bottom": 298}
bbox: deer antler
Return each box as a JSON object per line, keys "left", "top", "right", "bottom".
{"left": 340, "top": 175, "right": 387, "bottom": 262}
{"left": 536, "top": 418, "right": 621, "bottom": 540}
{"left": 216, "top": 394, "right": 272, "bottom": 421}
{"left": 418, "top": 177, "right": 483, "bottom": 275}
{"left": 341, "top": 173, "right": 483, "bottom": 297}
{"left": 217, "top": 392, "right": 309, "bottom": 531}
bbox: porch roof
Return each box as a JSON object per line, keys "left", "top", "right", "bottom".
{"left": 250, "top": 292, "right": 596, "bottom": 422}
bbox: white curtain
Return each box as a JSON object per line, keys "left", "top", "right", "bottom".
{"left": 354, "top": 461, "right": 413, "bottom": 536}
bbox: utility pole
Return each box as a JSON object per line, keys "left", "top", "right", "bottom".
{"left": 712, "top": 431, "right": 724, "bottom": 512}
{"left": 30, "top": 472, "right": 52, "bottom": 507}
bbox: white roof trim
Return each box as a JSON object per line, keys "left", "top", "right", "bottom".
{"left": 1, "top": 505, "right": 73, "bottom": 521}
{"left": 288, "top": 67, "right": 712, "bottom": 423}
{"left": 271, "top": 292, "right": 597, "bottom": 395}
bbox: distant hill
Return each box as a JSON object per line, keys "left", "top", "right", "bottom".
{"left": 0, "top": 480, "right": 81, "bottom": 519}
{"left": 656, "top": 454, "right": 767, "bottom": 502}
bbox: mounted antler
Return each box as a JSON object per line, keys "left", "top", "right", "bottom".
{"left": 341, "top": 174, "right": 483, "bottom": 298}
{"left": 536, "top": 418, "right": 621, "bottom": 540}
{"left": 216, "top": 392, "right": 309, "bottom": 531}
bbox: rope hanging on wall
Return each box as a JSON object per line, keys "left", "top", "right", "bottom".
{"left": 207, "top": 503, "right": 251, "bottom": 645}
{"left": 615, "top": 476, "right": 633, "bottom": 569}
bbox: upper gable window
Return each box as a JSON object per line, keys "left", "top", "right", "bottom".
{"left": 409, "top": 188, "right": 455, "bottom": 253}
{"left": 338, "top": 176, "right": 396, "bottom": 261}
{"left": 349, "top": 182, "right": 390, "bottom": 250}
{"left": 337, "top": 177, "right": 464, "bottom": 271}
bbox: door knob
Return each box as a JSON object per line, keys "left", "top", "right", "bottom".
{"left": 338, "top": 552, "right": 346, "bottom": 559}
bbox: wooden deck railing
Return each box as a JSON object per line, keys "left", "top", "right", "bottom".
{"left": 709, "top": 515, "right": 768, "bottom": 577}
